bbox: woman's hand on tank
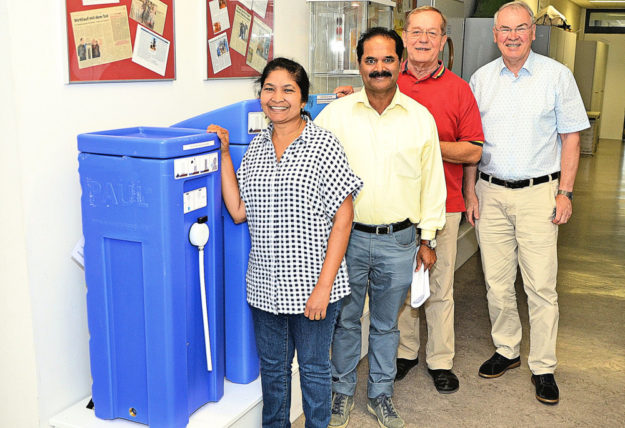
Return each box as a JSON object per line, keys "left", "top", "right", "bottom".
{"left": 207, "top": 124, "right": 230, "bottom": 153}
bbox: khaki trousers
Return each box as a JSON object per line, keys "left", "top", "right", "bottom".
{"left": 397, "top": 212, "right": 461, "bottom": 370}
{"left": 475, "top": 178, "right": 559, "bottom": 374}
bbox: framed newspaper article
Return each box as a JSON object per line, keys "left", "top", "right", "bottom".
{"left": 206, "top": 0, "right": 274, "bottom": 79}
{"left": 65, "top": 0, "right": 175, "bottom": 83}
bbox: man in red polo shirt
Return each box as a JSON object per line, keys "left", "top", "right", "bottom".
{"left": 336, "top": 6, "right": 483, "bottom": 395}
{"left": 395, "top": 5, "right": 483, "bottom": 394}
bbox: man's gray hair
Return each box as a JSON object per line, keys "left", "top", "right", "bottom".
{"left": 494, "top": 1, "right": 535, "bottom": 25}
{"left": 405, "top": 6, "right": 448, "bottom": 34}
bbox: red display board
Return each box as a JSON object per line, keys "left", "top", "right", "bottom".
{"left": 66, "top": 0, "right": 175, "bottom": 83}
{"left": 206, "top": 0, "right": 274, "bottom": 79}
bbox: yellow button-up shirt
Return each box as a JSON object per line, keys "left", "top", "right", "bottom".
{"left": 315, "top": 87, "right": 446, "bottom": 239}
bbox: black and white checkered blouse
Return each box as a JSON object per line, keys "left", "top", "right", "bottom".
{"left": 237, "top": 116, "right": 362, "bottom": 314}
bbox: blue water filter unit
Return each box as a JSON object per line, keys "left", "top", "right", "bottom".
{"left": 78, "top": 127, "right": 225, "bottom": 428}
{"left": 172, "top": 95, "right": 335, "bottom": 384}
{"left": 173, "top": 100, "right": 261, "bottom": 385}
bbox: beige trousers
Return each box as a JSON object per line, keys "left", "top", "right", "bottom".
{"left": 475, "top": 178, "right": 559, "bottom": 374}
{"left": 397, "top": 212, "right": 461, "bottom": 370}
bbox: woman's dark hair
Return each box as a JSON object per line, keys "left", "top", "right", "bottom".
{"left": 356, "top": 27, "right": 404, "bottom": 63}
{"left": 256, "top": 57, "right": 310, "bottom": 104}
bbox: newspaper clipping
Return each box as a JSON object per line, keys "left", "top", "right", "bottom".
{"left": 246, "top": 17, "right": 271, "bottom": 73}
{"left": 239, "top": 0, "right": 252, "bottom": 10}
{"left": 251, "top": 0, "right": 268, "bottom": 18}
{"left": 71, "top": 5, "right": 133, "bottom": 69}
{"left": 82, "top": 0, "right": 119, "bottom": 5}
{"left": 129, "top": 0, "right": 168, "bottom": 35}
{"left": 239, "top": 0, "right": 268, "bottom": 18}
{"left": 230, "top": 5, "right": 251, "bottom": 56}
{"left": 131, "top": 26, "right": 170, "bottom": 76}
{"left": 208, "top": 32, "right": 232, "bottom": 74}
{"left": 209, "top": 0, "right": 230, "bottom": 34}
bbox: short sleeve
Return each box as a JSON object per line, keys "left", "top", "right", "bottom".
{"left": 318, "top": 132, "right": 363, "bottom": 220}
{"left": 555, "top": 68, "right": 590, "bottom": 134}
{"left": 457, "top": 81, "right": 485, "bottom": 144}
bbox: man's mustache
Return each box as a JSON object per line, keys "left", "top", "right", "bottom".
{"left": 369, "top": 70, "right": 393, "bottom": 78}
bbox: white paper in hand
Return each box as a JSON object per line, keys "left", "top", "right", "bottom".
{"left": 410, "top": 258, "right": 430, "bottom": 308}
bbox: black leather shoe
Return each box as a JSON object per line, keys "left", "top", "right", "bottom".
{"left": 478, "top": 352, "right": 521, "bottom": 378}
{"left": 395, "top": 357, "right": 418, "bottom": 381}
{"left": 427, "top": 369, "right": 459, "bottom": 394}
{"left": 532, "top": 374, "right": 559, "bottom": 405}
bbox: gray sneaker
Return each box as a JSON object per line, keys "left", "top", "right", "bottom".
{"left": 367, "top": 394, "right": 405, "bottom": 428}
{"left": 329, "top": 392, "right": 354, "bottom": 428}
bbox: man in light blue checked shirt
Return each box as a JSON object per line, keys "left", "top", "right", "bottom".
{"left": 463, "top": 0, "right": 589, "bottom": 406}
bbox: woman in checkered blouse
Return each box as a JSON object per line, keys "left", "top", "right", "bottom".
{"left": 208, "top": 58, "right": 362, "bottom": 428}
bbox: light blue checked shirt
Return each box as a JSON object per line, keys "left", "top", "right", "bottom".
{"left": 470, "top": 50, "right": 589, "bottom": 181}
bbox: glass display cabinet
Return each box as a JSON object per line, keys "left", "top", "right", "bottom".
{"left": 308, "top": 0, "right": 396, "bottom": 93}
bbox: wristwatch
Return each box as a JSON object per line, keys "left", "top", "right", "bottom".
{"left": 557, "top": 190, "right": 573, "bottom": 200}
{"left": 420, "top": 239, "right": 437, "bottom": 250}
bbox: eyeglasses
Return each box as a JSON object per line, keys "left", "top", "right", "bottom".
{"left": 406, "top": 30, "right": 445, "bottom": 40}
{"left": 495, "top": 24, "right": 533, "bottom": 35}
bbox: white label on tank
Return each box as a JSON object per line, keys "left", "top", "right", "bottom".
{"left": 174, "top": 152, "right": 218, "bottom": 179}
{"left": 248, "top": 111, "right": 268, "bottom": 134}
{"left": 183, "top": 140, "right": 215, "bottom": 150}
{"left": 315, "top": 94, "right": 338, "bottom": 104}
{"left": 184, "top": 187, "right": 207, "bottom": 214}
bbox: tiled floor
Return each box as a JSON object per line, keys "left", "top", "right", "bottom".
{"left": 295, "top": 139, "right": 625, "bottom": 427}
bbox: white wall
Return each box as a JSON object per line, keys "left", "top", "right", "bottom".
{"left": 0, "top": 1, "right": 309, "bottom": 427}
{"left": 0, "top": 0, "right": 40, "bottom": 426}
{"left": 578, "top": 9, "right": 625, "bottom": 141}
{"left": 581, "top": 32, "right": 625, "bottom": 140}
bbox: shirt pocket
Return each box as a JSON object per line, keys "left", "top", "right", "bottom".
{"left": 392, "top": 144, "right": 420, "bottom": 180}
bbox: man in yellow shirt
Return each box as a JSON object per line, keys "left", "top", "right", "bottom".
{"left": 316, "top": 27, "right": 446, "bottom": 428}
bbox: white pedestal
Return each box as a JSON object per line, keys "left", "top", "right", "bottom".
{"left": 50, "top": 379, "right": 264, "bottom": 428}
{"left": 51, "top": 226, "right": 477, "bottom": 428}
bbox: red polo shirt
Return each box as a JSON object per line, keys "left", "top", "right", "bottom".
{"left": 398, "top": 61, "right": 484, "bottom": 213}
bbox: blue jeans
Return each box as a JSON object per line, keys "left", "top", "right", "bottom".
{"left": 251, "top": 301, "right": 341, "bottom": 428}
{"left": 331, "top": 226, "right": 416, "bottom": 398}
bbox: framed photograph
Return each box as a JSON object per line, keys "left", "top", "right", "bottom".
{"left": 206, "top": 0, "right": 274, "bottom": 79}
{"left": 66, "top": 0, "right": 176, "bottom": 82}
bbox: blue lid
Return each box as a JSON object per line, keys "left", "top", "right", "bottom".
{"left": 171, "top": 96, "right": 336, "bottom": 146}
{"left": 78, "top": 126, "right": 219, "bottom": 158}
{"left": 172, "top": 99, "right": 264, "bottom": 145}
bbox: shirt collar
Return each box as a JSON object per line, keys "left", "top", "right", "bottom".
{"left": 258, "top": 121, "right": 273, "bottom": 142}
{"left": 401, "top": 60, "right": 445, "bottom": 81}
{"left": 258, "top": 114, "right": 313, "bottom": 143}
{"left": 523, "top": 50, "right": 536, "bottom": 74}
{"left": 498, "top": 50, "right": 535, "bottom": 76}
{"left": 356, "top": 85, "right": 406, "bottom": 113}
{"left": 299, "top": 115, "right": 314, "bottom": 141}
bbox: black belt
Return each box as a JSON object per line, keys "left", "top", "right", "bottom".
{"left": 479, "top": 171, "right": 560, "bottom": 189}
{"left": 353, "top": 218, "right": 413, "bottom": 235}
